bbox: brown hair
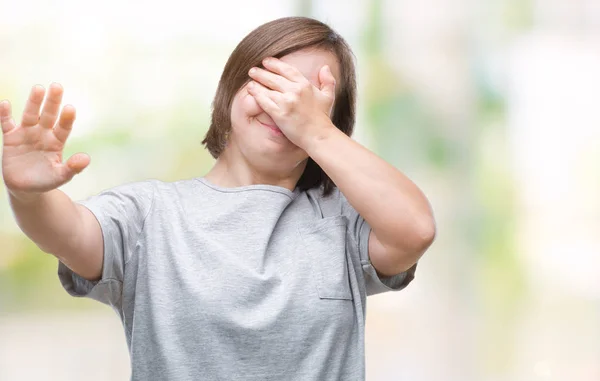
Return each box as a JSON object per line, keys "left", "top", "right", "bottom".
{"left": 202, "top": 17, "right": 356, "bottom": 196}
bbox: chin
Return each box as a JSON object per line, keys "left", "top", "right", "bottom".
{"left": 232, "top": 131, "right": 307, "bottom": 171}
{"left": 255, "top": 138, "right": 306, "bottom": 163}
{"left": 242, "top": 146, "right": 307, "bottom": 178}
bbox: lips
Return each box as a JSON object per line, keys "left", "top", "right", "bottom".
{"left": 258, "top": 120, "right": 283, "bottom": 136}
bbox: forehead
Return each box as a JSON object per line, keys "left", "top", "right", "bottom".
{"left": 279, "top": 48, "right": 341, "bottom": 87}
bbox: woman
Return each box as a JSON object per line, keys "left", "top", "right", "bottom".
{"left": 1, "top": 17, "right": 435, "bottom": 381}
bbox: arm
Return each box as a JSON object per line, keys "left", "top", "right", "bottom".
{"left": 9, "top": 190, "right": 103, "bottom": 281}
{"left": 246, "top": 57, "right": 436, "bottom": 277}
{"left": 304, "top": 127, "right": 436, "bottom": 276}
{"left": 1, "top": 83, "right": 103, "bottom": 281}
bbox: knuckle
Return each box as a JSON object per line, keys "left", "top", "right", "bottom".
{"left": 283, "top": 93, "right": 298, "bottom": 105}
{"left": 284, "top": 67, "right": 296, "bottom": 77}
{"left": 297, "top": 82, "right": 311, "bottom": 95}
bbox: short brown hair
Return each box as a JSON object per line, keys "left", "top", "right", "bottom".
{"left": 202, "top": 17, "right": 357, "bottom": 196}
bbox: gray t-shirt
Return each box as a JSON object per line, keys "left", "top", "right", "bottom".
{"left": 58, "top": 178, "right": 416, "bottom": 381}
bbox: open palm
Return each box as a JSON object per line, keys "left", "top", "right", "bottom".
{"left": 0, "top": 83, "right": 90, "bottom": 194}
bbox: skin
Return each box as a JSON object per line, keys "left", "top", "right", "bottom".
{"left": 0, "top": 48, "right": 435, "bottom": 282}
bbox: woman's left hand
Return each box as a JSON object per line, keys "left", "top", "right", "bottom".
{"left": 247, "top": 57, "right": 336, "bottom": 150}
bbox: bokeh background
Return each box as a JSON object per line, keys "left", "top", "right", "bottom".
{"left": 1, "top": 0, "right": 599, "bottom": 380}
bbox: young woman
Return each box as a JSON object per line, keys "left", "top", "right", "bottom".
{"left": 1, "top": 17, "right": 435, "bottom": 381}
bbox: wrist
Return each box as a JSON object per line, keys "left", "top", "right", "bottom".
{"left": 300, "top": 119, "right": 339, "bottom": 156}
{"left": 8, "top": 189, "right": 46, "bottom": 204}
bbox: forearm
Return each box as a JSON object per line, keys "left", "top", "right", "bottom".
{"left": 305, "top": 125, "right": 435, "bottom": 256}
{"left": 9, "top": 189, "right": 86, "bottom": 256}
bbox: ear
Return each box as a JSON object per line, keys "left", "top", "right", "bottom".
{"left": 318, "top": 65, "right": 336, "bottom": 99}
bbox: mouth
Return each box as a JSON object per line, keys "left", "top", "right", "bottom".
{"left": 258, "top": 120, "right": 284, "bottom": 136}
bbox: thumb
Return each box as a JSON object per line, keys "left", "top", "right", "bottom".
{"left": 318, "top": 65, "right": 336, "bottom": 99}
{"left": 64, "top": 152, "right": 91, "bottom": 176}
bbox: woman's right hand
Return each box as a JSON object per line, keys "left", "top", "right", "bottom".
{"left": 1, "top": 83, "right": 90, "bottom": 198}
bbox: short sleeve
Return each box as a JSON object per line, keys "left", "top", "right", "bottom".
{"left": 58, "top": 180, "right": 155, "bottom": 309}
{"left": 340, "top": 191, "right": 417, "bottom": 296}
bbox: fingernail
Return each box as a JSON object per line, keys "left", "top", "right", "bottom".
{"left": 263, "top": 58, "right": 271, "bottom": 64}
{"left": 249, "top": 68, "right": 256, "bottom": 75}
{"left": 247, "top": 82, "right": 254, "bottom": 89}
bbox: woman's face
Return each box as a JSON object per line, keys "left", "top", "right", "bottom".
{"left": 227, "top": 48, "right": 341, "bottom": 174}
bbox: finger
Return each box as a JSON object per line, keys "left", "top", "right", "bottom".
{"left": 318, "top": 65, "right": 336, "bottom": 100}
{"left": 64, "top": 152, "right": 90, "bottom": 176}
{"left": 0, "top": 100, "right": 17, "bottom": 134}
{"left": 53, "top": 104, "right": 76, "bottom": 144}
{"left": 21, "top": 85, "right": 45, "bottom": 128}
{"left": 248, "top": 67, "right": 289, "bottom": 92}
{"left": 262, "top": 57, "right": 305, "bottom": 83}
{"left": 247, "top": 82, "right": 280, "bottom": 115}
{"left": 39, "top": 83, "right": 64, "bottom": 129}
{"left": 56, "top": 153, "right": 90, "bottom": 184}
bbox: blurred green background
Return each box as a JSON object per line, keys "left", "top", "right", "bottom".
{"left": 1, "top": 0, "right": 599, "bottom": 380}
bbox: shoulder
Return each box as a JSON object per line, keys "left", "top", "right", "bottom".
{"left": 86, "top": 177, "right": 198, "bottom": 213}
{"left": 149, "top": 177, "right": 218, "bottom": 202}
{"left": 120, "top": 177, "right": 209, "bottom": 200}
{"left": 99, "top": 178, "right": 159, "bottom": 198}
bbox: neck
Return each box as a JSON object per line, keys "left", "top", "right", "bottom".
{"left": 205, "top": 147, "right": 306, "bottom": 191}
